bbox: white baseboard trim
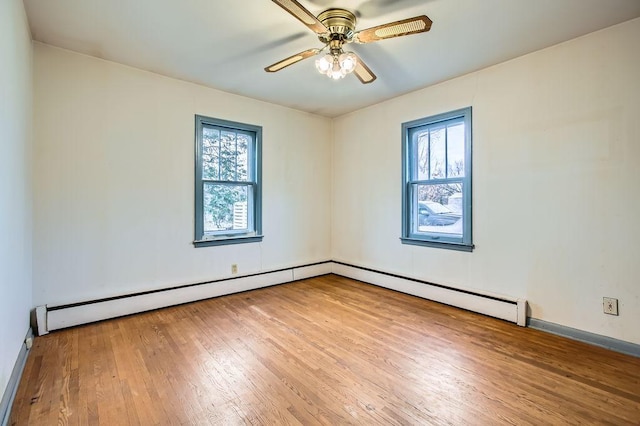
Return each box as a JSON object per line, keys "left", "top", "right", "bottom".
{"left": 1, "top": 328, "right": 33, "bottom": 426}
{"left": 528, "top": 318, "right": 640, "bottom": 358}
{"left": 330, "top": 261, "right": 527, "bottom": 326}
{"left": 45, "top": 261, "right": 334, "bottom": 332}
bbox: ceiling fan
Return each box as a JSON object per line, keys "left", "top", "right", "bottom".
{"left": 265, "top": 0, "right": 433, "bottom": 84}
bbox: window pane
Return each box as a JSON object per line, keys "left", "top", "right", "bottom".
{"left": 219, "top": 131, "right": 237, "bottom": 181}
{"left": 203, "top": 128, "right": 250, "bottom": 183}
{"left": 429, "top": 126, "right": 446, "bottom": 179}
{"left": 203, "top": 184, "right": 249, "bottom": 233}
{"left": 415, "top": 131, "right": 430, "bottom": 180}
{"left": 447, "top": 123, "right": 465, "bottom": 178}
{"left": 412, "top": 183, "right": 463, "bottom": 237}
{"left": 202, "top": 127, "right": 220, "bottom": 180}
{"left": 236, "top": 133, "right": 249, "bottom": 181}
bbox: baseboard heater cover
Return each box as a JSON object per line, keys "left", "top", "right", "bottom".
{"left": 45, "top": 262, "right": 333, "bottom": 332}
{"left": 41, "top": 260, "right": 526, "bottom": 333}
{"left": 331, "top": 262, "right": 527, "bottom": 326}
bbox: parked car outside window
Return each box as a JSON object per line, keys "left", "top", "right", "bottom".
{"left": 418, "top": 201, "right": 461, "bottom": 226}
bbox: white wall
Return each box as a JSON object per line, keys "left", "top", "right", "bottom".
{"left": 332, "top": 18, "right": 640, "bottom": 345}
{"left": 0, "top": 0, "right": 33, "bottom": 400}
{"left": 32, "top": 43, "right": 332, "bottom": 307}
{"left": 32, "top": 18, "right": 640, "bottom": 346}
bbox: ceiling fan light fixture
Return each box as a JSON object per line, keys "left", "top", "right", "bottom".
{"left": 339, "top": 52, "right": 357, "bottom": 73}
{"left": 316, "top": 50, "right": 357, "bottom": 80}
{"left": 315, "top": 54, "right": 333, "bottom": 73}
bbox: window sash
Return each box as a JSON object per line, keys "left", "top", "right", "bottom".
{"left": 407, "top": 182, "right": 465, "bottom": 243}
{"left": 201, "top": 182, "right": 256, "bottom": 236}
{"left": 409, "top": 117, "right": 465, "bottom": 181}
{"left": 201, "top": 124, "right": 253, "bottom": 182}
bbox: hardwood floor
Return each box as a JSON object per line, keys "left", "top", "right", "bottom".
{"left": 10, "top": 274, "right": 640, "bottom": 425}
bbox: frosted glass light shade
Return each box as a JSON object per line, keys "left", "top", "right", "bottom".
{"left": 339, "top": 52, "right": 357, "bottom": 73}
{"left": 315, "top": 54, "right": 333, "bottom": 74}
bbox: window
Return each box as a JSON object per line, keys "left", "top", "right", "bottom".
{"left": 194, "top": 115, "right": 262, "bottom": 247}
{"left": 401, "top": 107, "right": 473, "bottom": 251}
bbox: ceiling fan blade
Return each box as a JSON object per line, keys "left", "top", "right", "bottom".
{"left": 265, "top": 48, "right": 320, "bottom": 73}
{"left": 354, "top": 15, "right": 432, "bottom": 43}
{"left": 352, "top": 54, "right": 377, "bottom": 84}
{"left": 271, "top": 0, "right": 328, "bottom": 35}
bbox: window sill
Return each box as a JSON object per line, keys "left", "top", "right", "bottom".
{"left": 400, "top": 237, "right": 474, "bottom": 252}
{"left": 193, "top": 235, "right": 263, "bottom": 248}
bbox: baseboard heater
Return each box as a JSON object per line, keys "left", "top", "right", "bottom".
{"left": 331, "top": 261, "right": 526, "bottom": 326}
{"left": 38, "top": 261, "right": 526, "bottom": 334}
{"left": 43, "top": 262, "right": 332, "bottom": 332}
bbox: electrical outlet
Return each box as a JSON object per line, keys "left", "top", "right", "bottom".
{"left": 603, "top": 297, "right": 618, "bottom": 316}
{"left": 231, "top": 264, "right": 238, "bottom": 274}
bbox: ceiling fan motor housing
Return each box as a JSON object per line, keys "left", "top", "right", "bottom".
{"left": 317, "top": 8, "right": 356, "bottom": 43}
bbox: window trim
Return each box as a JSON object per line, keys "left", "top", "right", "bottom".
{"left": 194, "top": 115, "right": 263, "bottom": 247}
{"left": 400, "top": 107, "right": 473, "bottom": 251}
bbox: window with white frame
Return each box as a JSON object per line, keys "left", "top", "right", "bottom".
{"left": 401, "top": 107, "right": 473, "bottom": 251}
{"left": 194, "top": 115, "right": 262, "bottom": 247}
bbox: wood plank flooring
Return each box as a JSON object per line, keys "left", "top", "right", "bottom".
{"left": 10, "top": 274, "right": 640, "bottom": 425}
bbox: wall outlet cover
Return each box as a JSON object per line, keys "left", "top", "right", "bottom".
{"left": 603, "top": 297, "right": 618, "bottom": 316}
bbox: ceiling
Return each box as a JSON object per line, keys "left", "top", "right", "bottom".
{"left": 24, "top": 0, "right": 640, "bottom": 117}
